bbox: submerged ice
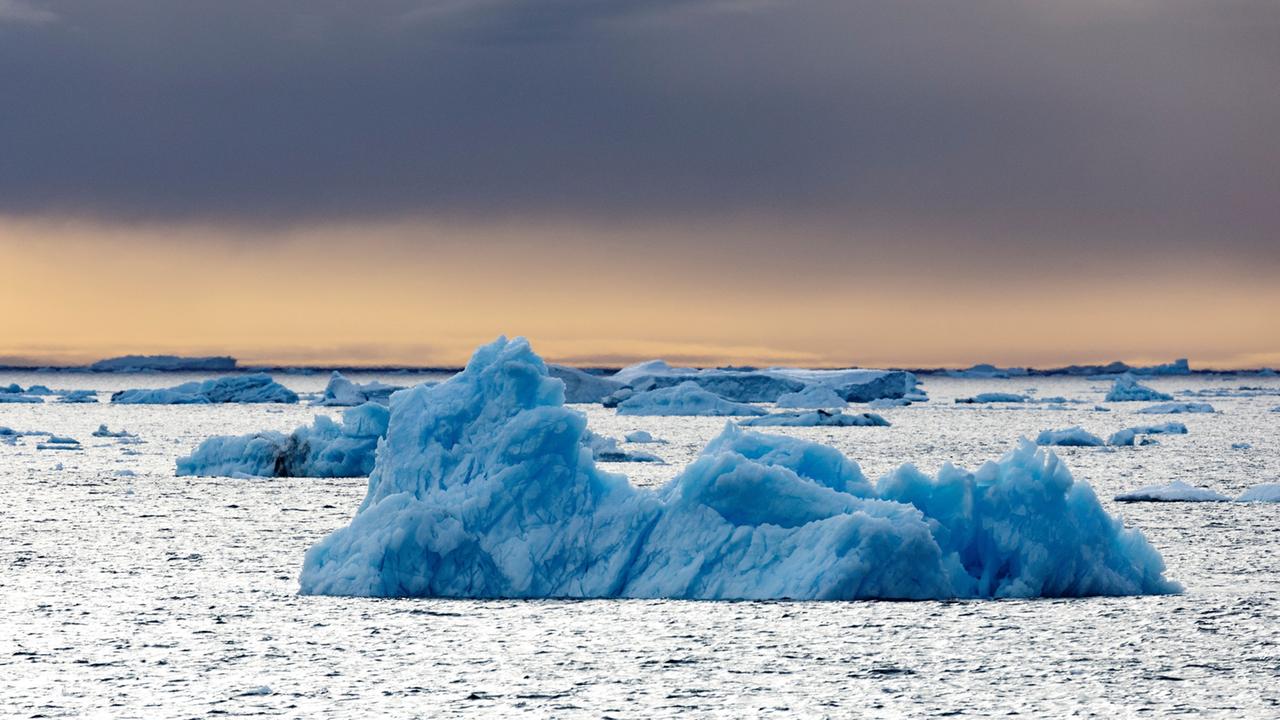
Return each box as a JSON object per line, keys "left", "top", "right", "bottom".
{"left": 299, "top": 337, "right": 1178, "bottom": 601}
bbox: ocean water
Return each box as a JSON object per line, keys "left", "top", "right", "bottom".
{"left": 1, "top": 372, "right": 1277, "bottom": 718}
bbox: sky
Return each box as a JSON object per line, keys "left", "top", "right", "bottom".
{"left": 2, "top": 0, "right": 1278, "bottom": 368}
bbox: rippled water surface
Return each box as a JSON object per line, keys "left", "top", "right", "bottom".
{"left": 2, "top": 372, "right": 1278, "bottom": 718}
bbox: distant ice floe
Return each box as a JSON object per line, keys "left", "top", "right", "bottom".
{"left": 943, "top": 364, "right": 1028, "bottom": 379}
{"left": 1237, "top": 484, "right": 1280, "bottom": 503}
{"left": 583, "top": 430, "right": 663, "bottom": 463}
{"left": 1115, "top": 481, "right": 1231, "bottom": 503}
{"left": 87, "top": 354, "right": 237, "bottom": 372}
{"left": 1107, "top": 423, "right": 1188, "bottom": 447}
{"left": 57, "top": 390, "right": 98, "bottom": 403}
{"left": 624, "top": 430, "right": 665, "bottom": 444}
{"left": 0, "top": 384, "right": 44, "bottom": 403}
{"left": 112, "top": 373, "right": 298, "bottom": 404}
{"left": 1137, "top": 402, "right": 1215, "bottom": 415}
{"left": 739, "top": 410, "right": 890, "bottom": 427}
{"left": 299, "top": 336, "right": 1179, "bottom": 600}
{"left": 955, "top": 393, "right": 1027, "bottom": 404}
{"left": 1179, "top": 386, "right": 1280, "bottom": 399}
{"left": 36, "top": 436, "right": 82, "bottom": 451}
{"left": 316, "top": 371, "right": 401, "bottom": 406}
{"left": 1231, "top": 442, "right": 1253, "bottom": 450}
{"left": 1035, "top": 427, "right": 1105, "bottom": 447}
{"left": 92, "top": 425, "right": 137, "bottom": 439}
{"left": 176, "top": 403, "right": 389, "bottom": 478}
{"left": 548, "top": 365, "right": 626, "bottom": 403}
{"left": 869, "top": 398, "right": 912, "bottom": 409}
{"left": 611, "top": 360, "right": 922, "bottom": 404}
{"left": 1105, "top": 373, "right": 1173, "bottom": 402}
{"left": 774, "top": 384, "right": 848, "bottom": 409}
{"left": 616, "top": 381, "right": 767, "bottom": 416}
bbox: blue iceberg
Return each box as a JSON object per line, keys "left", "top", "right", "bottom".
{"left": 177, "top": 402, "right": 389, "bottom": 477}
{"left": 739, "top": 410, "right": 890, "bottom": 427}
{"left": 1105, "top": 373, "right": 1173, "bottom": 402}
{"left": 1107, "top": 422, "right": 1188, "bottom": 447}
{"left": 299, "top": 337, "right": 1178, "bottom": 600}
{"left": 774, "top": 384, "right": 848, "bottom": 409}
{"left": 616, "top": 381, "right": 767, "bottom": 416}
{"left": 112, "top": 373, "right": 299, "bottom": 404}
{"left": 1035, "top": 427, "right": 1105, "bottom": 447}
{"left": 611, "top": 361, "right": 920, "bottom": 403}
{"left": 317, "top": 371, "right": 401, "bottom": 406}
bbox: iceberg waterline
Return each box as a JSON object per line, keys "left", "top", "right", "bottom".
{"left": 299, "top": 336, "right": 1179, "bottom": 601}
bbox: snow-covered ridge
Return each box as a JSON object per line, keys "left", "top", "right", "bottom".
{"left": 298, "top": 336, "right": 1178, "bottom": 601}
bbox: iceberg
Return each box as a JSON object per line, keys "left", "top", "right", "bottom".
{"left": 612, "top": 360, "right": 920, "bottom": 403}
{"left": 57, "top": 390, "right": 98, "bottom": 403}
{"left": 1106, "top": 422, "right": 1188, "bottom": 447}
{"left": 112, "top": 373, "right": 298, "bottom": 404}
{"left": 1136, "top": 402, "right": 1215, "bottom": 414}
{"left": 955, "top": 393, "right": 1026, "bottom": 404}
{"left": 299, "top": 337, "right": 1178, "bottom": 600}
{"left": 616, "top": 381, "right": 767, "bottom": 416}
{"left": 582, "top": 430, "right": 663, "bottom": 463}
{"left": 0, "top": 393, "right": 42, "bottom": 403}
{"left": 548, "top": 364, "right": 625, "bottom": 403}
{"left": 868, "top": 398, "right": 911, "bottom": 409}
{"left": 92, "top": 425, "right": 137, "bottom": 438}
{"left": 37, "top": 435, "right": 81, "bottom": 451}
{"left": 1105, "top": 373, "right": 1173, "bottom": 402}
{"left": 1115, "top": 481, "right": 1231, "bottom": 503}
{"left": 1035, "top": 427, "right": 1105, "bottom": 447}
{"left": 177, "top": 403, "right": 389, "bottom": 477}
{"left": 87, "top": 354, "right": 237, "bottom": 372}
{"left": 943, "top": 364, "right": 1028, "bottom": 379}
{"left": 624, "top": 430, "right": 665, "bottom": 444}
{"left": 774, "top": 385, "right": 848, "bottom": 409}
{"left": 317, "top": 371, "right": 401, "bottom": 406}
{"left": 739, "top": 410, "right": 890, "bottom": 427}
{"left": 1237, "top": 483, "right": 1280, "bottom": 503}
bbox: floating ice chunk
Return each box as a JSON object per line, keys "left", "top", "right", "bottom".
{"left": 1035, "top": 427, "right": 1105, "bottom": 447}
{"left": 1105, "top": 373, "right": 1173, "bottom": 402}
{"left": 1237, "top": 483, "right": 1280, "bottom": 502}
{"left": 88, "top": 354, "right": 237, "bottom": 372}
{"left": 624, "top": 430, "right": 665, "bottom": 444}
{"left": 583, "top": 430, "right": 663, "bottom": 463}
{"left": 112, "top": 373, "right": 298, "bottom": 404}
{"left": 775, "top": 385, "right": 848, "bottom": 409}
{"left": 177, "top": 403, "right": 389, "bottom": 477}
{"left": 0, "top": 391, "right": 43, "bottom": 403}
{"left": 1115, "top": 481, "right": 1231, "bottom": 503}
{"left": 1230, "top": 442, "right": 1252, "bottom": 450}
{"left": 1094, "top": 405, "right": 1111, "bottom": 412}
{"left": 92, "top": 424, "right": 137, "bottom": 438}
{"left": 614, "top": 361, "right": 919, "bottom": 403}
{"left": 1107, "top": 422, "right": 1188, "bottom": 447}
{"left": 868, "top": 398, "right": 911, "bottom": 409}
{"left": 116, "top": 470, "right": 136, "bottom": 477}
{"left": 57, "top": 390, "right": 98, "bottom": 403}
{"left": 548, "top": 365, "right": 625, "bottom": 403}
{"left": 37, "top": 436, "right": 81, "bottom": 450}
{"left": 300, "top": 337, "right": 1178, "bottom": 600}
{"left": 617, "top": 381, "right": 767, "bottom": 416}
{"left": 1, "top": 383, "right": 18, "bottom": 393}
{"left": 1271, "top": 406, "right": 1280, "bottom": 413}
{"left": 23, "top": 385, "right": 55, "bottom": 395}
{"left": 316, "top": 371, "right": 401, "bottom": 407}
{"left": 943, "top": 364, "right": 1027, "bottom": 378}
{"left": 955, "top": 393, "right": 1026, "bottom": 404}
{"left": 1137, "top": 402, "right": 1215, "bottom": 415}
{"left": 739, "top": 410, "right": 890, "bottom": 427}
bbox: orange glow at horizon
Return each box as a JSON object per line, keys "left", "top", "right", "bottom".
{"left": 3, "top": 216, "right": 1278, "bottom": 370}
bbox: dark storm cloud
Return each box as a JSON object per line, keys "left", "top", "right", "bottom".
{"left": 1, "top": 0, "right": 1278, "bottom": 256}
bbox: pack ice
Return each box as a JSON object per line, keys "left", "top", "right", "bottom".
{"left": 299, "top": 337, "right": 1178, "bottom": 600}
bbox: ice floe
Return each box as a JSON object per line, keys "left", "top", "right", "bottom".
{"left": 1106, "top": 423, "right": 1188, "bottom": 447}
{"left": 1115, "top": 481, "right": 1231, "bottom": 503}
{"left": 1035, "top": 427, "right": 1105, "bottom": 447}
{"left": 1237, "top": 484, "right": 1280, "bottom": 503}
{"left": 739, "top": 410, "right": 890, "bottom": 427}
{"left": 583, "top": 430, "right": 663, "bottom": 463}
{"left": 616, "top": 381, "right": 767, "bottom": 416}
{"left": 317, "top": 371, "right": 401, "bottom": 406}
{"left": 1105, "top": 373, "right": 1173, "bottom": 402}
{"left": 1137, "top": 402, "right": 1215, "bottom": 415}
{"left": 624, "top": 430, "right": 665, "bottom": 444}
{"left": 774, "top": 385, "right": 848, "bottom": 409}
{"left": 955, "top": 393, "right": 1026, "bottom": 404}
{"left": 112, "top": 373, "right": 299, "bottom": 404}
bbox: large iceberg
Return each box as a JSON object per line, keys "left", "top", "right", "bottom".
{"left": 1035, "top": 427, "right": 1105, "bottom": 447}
{"left": 739, "top": 410, "right": 890, "bottom": 427}
{"left": 317, "top": 371, "right": 401, "bottom": 406}
{"left": 299, "top": 337, "right": 1178, "bottom": 600}
{"left": 548, "top": 364, "right": 625, "bottom": 403}
{"left": 1137, "top": 402, "right": 1215, "bottom": 414}
{"left": 616, "top": 381, "right": 767, "bottom": 416}
{"left": 611, "top": 360, "right": 920, "bottom": 403}
{"left": 1107, "top": 422, "right": 1188, "bottom": 447}
{"left": 1105, "top": 373, "right": 1173, "bottom": 402}
{"left": 87, "top": 354, "right": 237, "bottom": 372}
{"left": 112, "top": 373, "right": 298, "bottom": 404}
{"left": 774, "top": 384, "right": 848, "bottom": 409}
{"left": 1115, "top": 481, "right": 1231, "bottom": 503}
{"left": 177, "top": 403, "right": 389, "bottom": 477}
